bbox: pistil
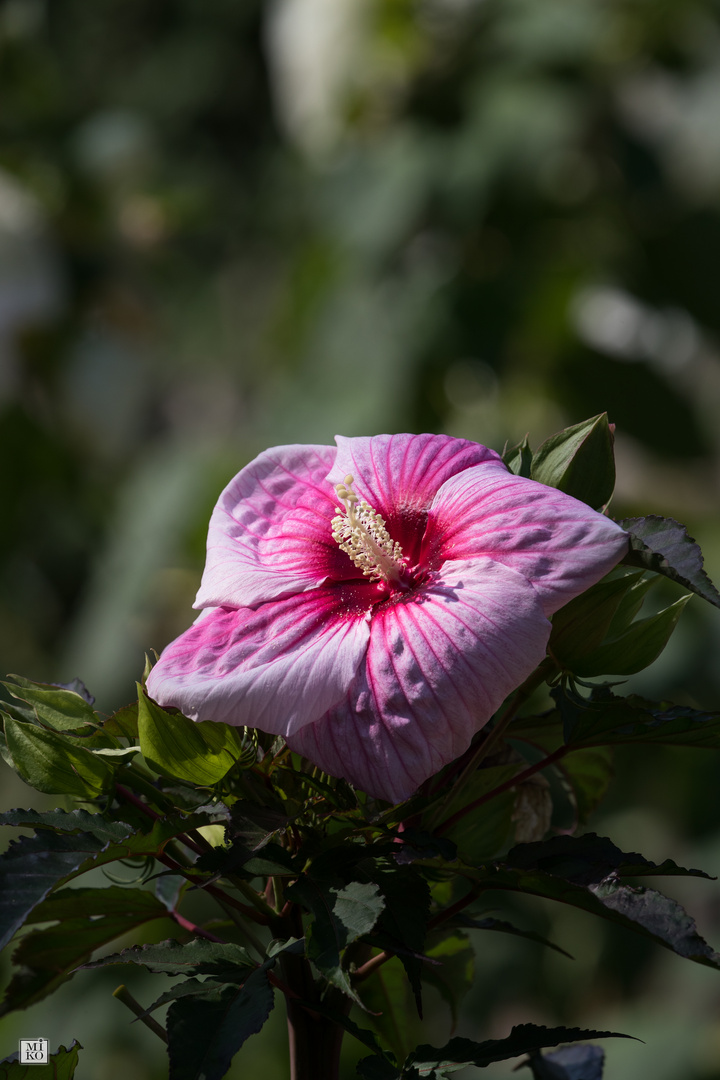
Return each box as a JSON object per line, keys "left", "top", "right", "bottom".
{"left": 331, "top": 475, "right": 407, "bottom": 586}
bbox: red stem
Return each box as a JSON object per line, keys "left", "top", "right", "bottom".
{"left": 436, "top": 744, "right": 569, "bottom": 835}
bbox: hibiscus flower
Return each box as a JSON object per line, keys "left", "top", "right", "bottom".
{"left": 146, "top": 434, "right": 627, "bottom": 802}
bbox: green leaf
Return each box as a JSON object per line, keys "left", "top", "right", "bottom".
{"left": 403, "top": 1025, "right": 630, "bottom": 1076}
{"left": 549, "top": 572, "right": 646, "bottom": 667}
{"left": 102, "top": 702, "right": 139, "bottom": 739}
{"left": 421, "top": 932, "right": 475, "bottom": 1029}
{"left": 3, "top": 717, "right": 114, "bottom": 797}
{"left": 2, "top": 675, "right": 98, "bottom": 731}
{"left": 621, "top": 515, "right": 720, "bottom": 609}
{"left": 363, "top": 863, "right": 431, "bottom": 1018}
{"left": 0, "top": 811, "right": 212, "bottom": 952}
{"left": 531, "top": 414, "right": 615, "bottom": 508}
{"left": 503, "top": 436, "right": 533, "bottom": 478}
{"left": 503, "top": 833, "right": 711, "bottom": 883}
{"left": 138, "top": 689, "right": 250, "bottom": 785}
{"left": 286, "top": 877, "right": 384, "bottom": 1004}
{"left": 1, "top": 887, "right": 169, "bottom": 1014}
{"left": 557, "top": 746, "right": 614, "bottom": 824}
{"left": 166, "top": 968, "right": 274, "bottom": 1080}
{"left": 432, "top": 763, "right": 518, "bottom": 863}
{"left": 0, "top": 1041, "right": 82, "bottom": 1079}
{"left": 81, "top": 937, "right": 256, "bottom": 977}
{"left": 568, "top": 595, "right": 690, "bottom": 676}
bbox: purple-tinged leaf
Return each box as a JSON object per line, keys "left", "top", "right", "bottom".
{"left": 621, "top": 515, "right": 720, "bottom": 608}
{"left": 403, "top": 1024, "right": 630, "bottom": 1076}
{"left": 166, "top": 968, "right": 274, "bottom": 1080}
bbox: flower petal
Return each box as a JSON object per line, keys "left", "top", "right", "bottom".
{"left": 146, "top": 585, "right": 373, "bottom": 736}
{"left": 426, "top": 467, "right": 628, "bottom": 615}
{"left": 196, "top": 444, "right": 353, "bottom": 609}
{"left": 288, "top": 557, "right": 550, "bottom": 802}
{"left": 330, "top": 434, "right": 504, "bottom": 563}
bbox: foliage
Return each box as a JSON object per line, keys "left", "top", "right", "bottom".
{"left": 1, "top": 419, "right": 719, "bottom": 1078}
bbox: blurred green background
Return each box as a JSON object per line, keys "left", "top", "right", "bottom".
{"left": 2, "top": 0, "right": 720, "bottom": 1076}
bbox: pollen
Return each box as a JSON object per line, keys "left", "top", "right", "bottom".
{"left": 332, "top": 475, "right": 406, "bottom": 585}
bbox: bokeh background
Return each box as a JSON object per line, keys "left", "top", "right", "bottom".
{"left": 2, "top": 0, "right": 720, "bottom": 1076}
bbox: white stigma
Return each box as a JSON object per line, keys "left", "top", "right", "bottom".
{"left": 331, "top": 475, "right": 406, "bottom": 584}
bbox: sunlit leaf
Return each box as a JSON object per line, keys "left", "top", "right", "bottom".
{"left": 531, "top": 414, "right": 615, "bottom": 508}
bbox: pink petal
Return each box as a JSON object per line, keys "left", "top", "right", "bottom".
{"left": 146, "top": 585, "right": 373, "bottom": 736}
{"left": 288, "top": 557, "right": 550, "bottom": 802}
{"left": 196, "top": 444, "right": 354, "bottom": 610}
{"left": 426, "top": 467, "right": 628, "bottom": 615}
{"left": 330, "top": 434, "right": 505, "bottom": 564}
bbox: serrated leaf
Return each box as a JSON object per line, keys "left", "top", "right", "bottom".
{"left": 286, "top": 877, "right": 384, "bottom": 1004}
{"left": 531, "top": 414, "right": 615, "bottom": 508}
{"left": 452, "top": 916, "right": 572, "bottom": 959}
{"left": 1, "top": 887, "right": 169, "bottom": 1014}
{"left": 81, "top": 937, "right": 255, "bottom": 977}
{"left": 568, "top": 595, "right": 690, "bottom": 677}
{"left": 3, "top": 676, "right": 98, "bottom": 731}
{"left": 403, "top": 1025, "right": 629, "bottom": 1075}
{"left": 3, "top": 717, "right": 114, "bottom": 797}
{"left": 621, "top": 515, "right": 720, "bottom": 609}
{"left": 102, "top": 702, "right": 139, "bottom": 738}
{"left": 460, "top": 837, "right": 719, "bottom": 971}
{"left": 0, "top": 812, "right": 209, "bottom": 952}
{"left": 0, "top": 1040, "right": 82, "bottom": 1079}
{"left": 138, "top": 689, "right": 249, "bottom": 785}
{"left": 166, "top": 968, "right": 274, "bottom": 1080}
{"left": 554, "top": 684, "right": 720, "bottom": 748}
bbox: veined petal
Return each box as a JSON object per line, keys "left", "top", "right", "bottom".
{"left": 330, "top": 434, "right": 505, "bottom": 564}
{"left": 288, "top": 557, "right": 550, "bottom": 802}
{"left": 146, "top": 585, "right": 373, "bottom": 736}
{"left": 427, "top": 467, "right": 628, "bottom": 615}
{"left": 196, "top": 444, "right": 355, "bottom": 610}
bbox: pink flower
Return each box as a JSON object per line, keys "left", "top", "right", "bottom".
{"left": 146, "top": 434, "right": 627, "bottom": 802}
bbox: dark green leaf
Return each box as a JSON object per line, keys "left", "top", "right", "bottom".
{"left": 3, "top": 717, "right": 113, "bottom": 797}
{"left": 227, "top": 802, "right": 291, "bottom": 850}
{"left": 453, "top": 916, "right": 572, "bottom": 958}
{"left": 1, "top": 887, "right": 169, "bottom": 1014}
{"left": 82, "top": 937, "right": 255, "bottom": 977}
{"left": 0, "top": 1040, "right": 82, "bottom": 1079}
{"left": 461, "top": 847, "right": 719, "bottom": 971}
{"left": 554, "top": 685, "right": 720, "bottom": 748}
{"left": 403, "top": 1025, "right": 629, "bottom": 1076}
{"left": 531, "top": 414, "right": 615, "bottom": 508}
{"left": 166, "top": 968, "right": 274, "bottom": 1080}
{"left": 432, "top": 763, "right": 518, "bottom": 863}
{"left": 503, "top": 833, "right": 710, "bottom": 884}
{"left": 0, "top": 812, "right": 210, "bottom": 952}
{"left": 138, "top": 689, "right": 249, "bottom": 785}
{"left": 621, "top": 515, "right": 720, "bottom": 609}
{"left": 362, "top": 863, "right": 431, "bottom": 1018}
{"left": 286, "top": 877, "right": 384, "bottom": 1004}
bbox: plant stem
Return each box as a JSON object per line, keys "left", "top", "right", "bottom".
{"left": 436, "top": 744, "right": 568, "bottom": 835}
{"left": 113, "top": 985, "right": 168, "bottom": 1043}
